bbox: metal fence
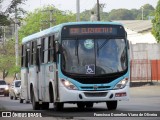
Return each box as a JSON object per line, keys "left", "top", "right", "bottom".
{"left": 130, "top": 59, "right": 160, "bottom": 82}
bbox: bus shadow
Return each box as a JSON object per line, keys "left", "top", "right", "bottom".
{"left": 42, "top": 107, "right": 114, "bottom": 117}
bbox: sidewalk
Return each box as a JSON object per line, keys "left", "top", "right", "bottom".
{"left": 130, "top": 80, "right": 160, "bottom": 87}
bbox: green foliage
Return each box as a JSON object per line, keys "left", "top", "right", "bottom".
{"left": 0, "top": 14, "right": 11, "bottom": 26}
{"left": 152, "top": 0, "right": 160, "bottom": 43}
{"left": 19, "top": 6, "right": 76, "bottom": 42}
{"left": 107, "top": 4, "right": 155, "bottom": 21}
{"left": 80, "top": 10, "right": 91, "bottom": 21}
{"left": 0, "top": 40, "right": 18, "bottom": 79}
{"left": 0, "top": 0, "right": 27, "bottom": 27}
{"left": 79, "top": 3, "right": 155, "bottom": 21}
{"left": 108, "top": 9, "right": 134, "bottom": 20}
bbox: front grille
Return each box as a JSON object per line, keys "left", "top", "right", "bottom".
{"left": 84, "top": 92, "right": 107, "bottom": 97}
{"left": 72, "top": 76, "right": 119, "bottom": 84}
{"left": 81, "top": 86, "right": 110, "bottom": 90}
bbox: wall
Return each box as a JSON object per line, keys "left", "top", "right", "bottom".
{"left": 130, "top": 43, "right": 160, "bottom": 81}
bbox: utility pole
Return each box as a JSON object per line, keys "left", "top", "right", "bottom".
{"left": 76, "top": 0, "right": 80, "bottom": 21}
{"left": 3, "top": 26, "right": 6, "bottom": 45}
{"left": 15, "top": 1, "right": 19, "bottom": 66}
{"left": 49, "top": 9, "right": 54, "bottom": 27}
{"left": 41, "top": 9, "right": 55, "bottom": 29}
{"left": 141, "top": 7, "right": 144, "bottom": 20}
{"left": 97, "top": 0, "right": 100, "bottom": 21}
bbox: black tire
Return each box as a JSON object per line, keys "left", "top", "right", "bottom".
{"left": 10, "top": 95, "right": 13, "bottom": 100}
{"left": 42, "top": 102, "right": 49, "bottom": 110}
{"left": 86, "top": 102, "right": 94, "bottom": 108}
{"left": 106, "top": 101, "right": 117, "bottom": 110}
{"left": 25, "top": 100, "right": 30, "bottom": 104}
{"left": 49, "top": 84, "right": 53, "bottom": 103}
{"left": 19, "top": 98, "right": 23, "bottom": 103}
{"left": 31, "top": 90, "right": 40, "bottom": 110}
{"left": 54, "top": 102, "right": 64, "bottom": 111}
{"left": 13, "top": 95, "right": 17, "bottom": 100}
{"left": 77, "top": 103, "right": 85, "bottom": 109}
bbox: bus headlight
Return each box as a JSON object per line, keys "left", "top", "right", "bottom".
{"left": 61, "top": 79, "right": 78, "bottom": 90}
{"left": 114, "top": 78, "right": 128, "bottom": 89}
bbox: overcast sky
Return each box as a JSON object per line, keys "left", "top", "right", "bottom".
{"left": 1, "top": 0, "right": 159, "bottom": 13}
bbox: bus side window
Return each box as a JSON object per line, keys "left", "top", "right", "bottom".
{"left": 30, "top": 41, "right": 37, "bottom": 65}
{"left": 41, "top": 38, "right": 45, "bottom": 63}
{"left": 26, "top": 43, "right": 30, "bottom": 67}
{"left": 36, "top": 46, "right": 41, "bottom": 72}
{"left": 33, "top": 41, "right": 37, "bottom": 65}
{"left": 48, "top": 36, "right": 54, "bottom": 62}
{"left": 30, "top": 42, "right": 33, "bottom": 65}
{"left": 44, "top": 37, "right": 48, "bottom": 63}
{"left": 25, "top": 49, "right": 30, "bottom": 68}
{"left": 21, "top": 45, "right": 25, "bottom": 67}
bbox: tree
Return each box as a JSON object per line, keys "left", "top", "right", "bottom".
{"left": 0, "top": 40, "right": 16, "bottom": 79}
{"left": 18, "top": 6, "right": 76, "bottom": 42}
{"left": 0, "top": 0, "right": 27, "bottom": 45}
{"left": 0, "top": 0, "right": 27, "bottom": 26}
{"left": 152, "top": 0, "right": 160, "bottom": 43}
{"left": 80, "top": 10, "right": 91, "bottom": 21}
{"left": 108, "top": 9, "right": 134, "bottom": 20}
{"left": 138, "top": 4, "right": 155, "bottom": 20}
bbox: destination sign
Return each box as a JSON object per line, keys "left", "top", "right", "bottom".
{"left": 69, "top": 27, "right": 117, "bottom": 35}
{"left": 61, "top": 24, "right": 126, "bottom": 38}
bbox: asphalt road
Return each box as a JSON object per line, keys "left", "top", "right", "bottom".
{"left": 0, "top": 85, "right": 160, "bottom": 120}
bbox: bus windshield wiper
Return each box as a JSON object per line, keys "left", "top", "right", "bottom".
{"left": 97, "top": 39, "right": 110, "bottom": 54}
{"left": 75, "top": 40, "right": 79, "bottom": 64}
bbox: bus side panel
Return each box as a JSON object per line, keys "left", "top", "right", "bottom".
{"left": 21, "top": 68, "right": 30, "bottom": 101}
{"left": 43, "top": 64, "right": 54, "bottom": 102}
{"left": 40, "top": 64, "right": 48, "bottom": 102}
{"left": 37, "top": 65, "right": 43, "bottom": 101}
{"left": 29, "top": 66, "right": 38, "bottom": 101}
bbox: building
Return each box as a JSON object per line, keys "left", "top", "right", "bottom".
{"left": 114, "top": 20, "right": 157, "bottom": 44}
{"left": 115, "top": 20, "right": 160, "bottom": 82}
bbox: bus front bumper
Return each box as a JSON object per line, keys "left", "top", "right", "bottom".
{"left": 59, "top": 86, "right": 129, "bottom": 103}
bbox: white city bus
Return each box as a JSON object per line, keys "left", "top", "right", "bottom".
{"left": 20, "top": 22, "right": 130, "bottom": 110}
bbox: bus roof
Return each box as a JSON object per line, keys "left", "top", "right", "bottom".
{"left": 22, "top": 21, "right": 123, "bottom": 44}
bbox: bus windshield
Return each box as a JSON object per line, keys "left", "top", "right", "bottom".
{"left": 61, "top": 39, "right": 127, "bottom": 75}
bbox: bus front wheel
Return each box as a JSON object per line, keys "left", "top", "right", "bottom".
{"left": 106, "top": 101, "right": 117, "bottom": 110}
{"left": 77, "top": 103, "right": 85, "bottom": 109}
{"left": 86, "top": 102, "right": 94, "bottom": 108}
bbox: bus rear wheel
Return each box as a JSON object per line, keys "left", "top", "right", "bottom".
{"left": 31, "top": 90, "right": 40, "bottom": 110}
{"left": 106, "top": 101, "right": 117, "bottom": 110}
{"left": 54, "top": 102, "right": 64, "bottom": 111}
{"left": 42, "top": 102, "right": 49, "bottom": 110}
{"left": 19, "top": 98, "right": 23, "bottom": 103}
